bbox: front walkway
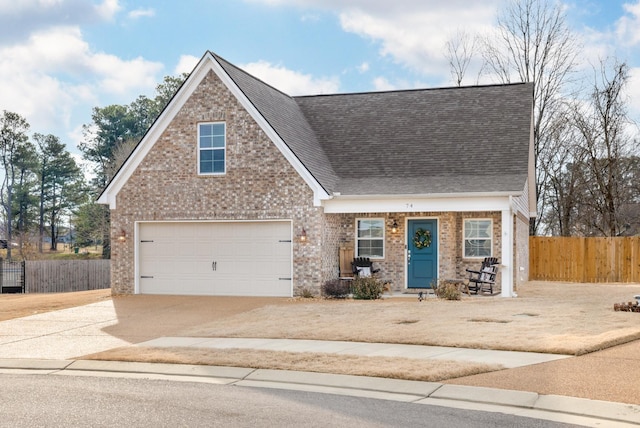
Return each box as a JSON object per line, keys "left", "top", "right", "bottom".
{"left": 136, "top": 337, "right": 571, "bottom": 369}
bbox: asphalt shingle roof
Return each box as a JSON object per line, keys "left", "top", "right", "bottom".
{"left": 214, "top": 53, "right": 533, "bottom": 197}
{"left": 215, "top": 54, "right": 339, "bottom": 193}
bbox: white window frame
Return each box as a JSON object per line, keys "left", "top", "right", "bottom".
{"left": 355, "top": 218, "right": 385, "bottom": 259}
{"left": 198, "top": 122, "right": 226, "bottom": 175}
{"left": 463, "top": 218, "right": 493, "bottom": 258}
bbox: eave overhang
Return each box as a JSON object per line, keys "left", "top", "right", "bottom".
{"left": 322, "top": 191, "right": 523, "bottom": 214}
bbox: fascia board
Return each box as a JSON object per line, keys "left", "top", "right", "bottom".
{"left": 322, "top": 194, "right": 515, "bottom": 214}
{"left": 98, "top": 52, "right": 329, "bottom": 208}
{"left": 526, "top": 98, "right": 537, "bottom": 218}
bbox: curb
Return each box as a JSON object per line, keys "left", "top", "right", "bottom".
{"left": 1, "top": 359, "right": 639, "bottom": 426}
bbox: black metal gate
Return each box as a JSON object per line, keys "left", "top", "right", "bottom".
{"left": 0, "top": 258, "right": 25, "bottom": 293}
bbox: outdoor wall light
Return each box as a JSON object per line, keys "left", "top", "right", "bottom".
{"left": 300, "top": 228, "right": 307, "bottom": 242}
{"left": 391, "top": 220, "right": 398, "bottom": 233}
{"left": 117, "top": 229, "right": 126, "bottom": 242}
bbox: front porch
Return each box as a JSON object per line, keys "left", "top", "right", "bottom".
{"left": 325, "top": 211, "right": 516, "bottom": 296}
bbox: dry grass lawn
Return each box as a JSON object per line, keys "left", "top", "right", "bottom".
{"left": 84, "top": 347, "right": 501, "bottom": 382}
{"left": 80, "top": 281, "right": 640, "bottom": 385}
{"left": 4, "top": 282, "right": 640, "bottom": 387}
{"left": 179, "top": 281, "right": 640, "bottom": 356}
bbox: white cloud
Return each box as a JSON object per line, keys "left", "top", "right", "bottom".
{"left": 175, "top": 55, "right": 200, "bottom": 75}
{"left": 372, "top": 76, "right": 397, "bottom": 91}
{"left": 128, "top": 7, "right": 155, "bottom": 20}
{"left": 92, "top": 53, "right": 163, "bottom": 95}
{"left": 0, "top": 0, "right": 122, "bottom": 42}
{"left": 247, "top": 0, "right": 499, "bottom": 81}
{"left": 616, "top": 1, "right": 640, "bottom": 46}
{"left": 0, "top": 25, "right": 162, "bottom": 147}
{"left": 301, "top": 12, "right": 320, "bottom": 22}
{"left": 626, "top": 66, "right": 640, "bottom": 121}
{"left": 338, "top": 3, "right": 497, "bottom": 78}
{"left": 0, "top": 26, "right": 162, "bottom": 94}
{"left": 357, "top": 62, "right": 369, "bottom": 73}
{"left": 95, "top": 0, "right": 121, "bottom": 20}
{"left": 242, "top": 60, "right": 339, "bottom": 95}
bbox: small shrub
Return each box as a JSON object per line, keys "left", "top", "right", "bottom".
{"left": 321, "top": 279, "right": 350, "bottom": 299}
{"left": 352, "top": 276, "right": 384, "bottom": 300}
{"left": 299, "top": 286, "right": 316, "bottom": 298}
{"left": 432, "top": 279, "right": 461, "bottom": 300}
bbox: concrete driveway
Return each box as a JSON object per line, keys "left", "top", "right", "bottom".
{"left": 0, "top": 295, "right": 281, "bottom": 359}
{"left": 0, "top": 300, "right": 128, "bottom": 359}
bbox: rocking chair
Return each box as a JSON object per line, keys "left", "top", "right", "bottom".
{"left": 466, "top": 258, "right": 499, "bottom": 294}
{"left": 351, "top": 257, "right": 380, "bottom": 278}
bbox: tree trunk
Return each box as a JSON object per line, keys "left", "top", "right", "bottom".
{"left": 6, "top": 184, "right": 12, "bottom": 260}
{"left": 39, "top": 175, "right": 44, "bottom": 253}
{"left": 50, "top": 221, "right": 57, "bottom": 251}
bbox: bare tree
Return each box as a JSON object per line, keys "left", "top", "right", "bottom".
{"left": 539, "top": 105, "right": 587, "bottom": 235}
{"left": 444, "top": 29, "right": 478, "bottom": 86}
{"left": 104, "top": 136, "right": 139, "bottom": 182}
{"left": 480, "top": 0, "right": 579, "bottom": 234}
{"left": 571, "top": 60, "right": 637, "bottom": 236}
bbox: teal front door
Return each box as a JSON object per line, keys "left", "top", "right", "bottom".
{"left": 407, "top": 219, "right": 438, "bottom": 288}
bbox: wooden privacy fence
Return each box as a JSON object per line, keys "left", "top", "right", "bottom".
{"left": 530, "top": 236, "right": 640, "bottom": 283}
{"left": 24, "top": 260, "right": 110, "bottom": 293}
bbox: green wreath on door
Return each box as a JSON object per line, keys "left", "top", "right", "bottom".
{"left": 413, "top": 228, "right": 432, "bottom": 249}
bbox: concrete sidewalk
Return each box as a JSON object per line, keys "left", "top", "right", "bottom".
{"left": 136, "top": 337, "right": 572, "bottom": 369}
{"left": 0, "top": 358, "right": 638, "bottom": 427}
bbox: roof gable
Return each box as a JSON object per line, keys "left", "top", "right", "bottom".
{"left": 98, "top": 52, "right": 331, "bottom": 208}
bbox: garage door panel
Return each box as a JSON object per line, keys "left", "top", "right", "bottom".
{"left": 138, "top": 221, "right": 292, "bottom": 297}
{"left": 237, "top": 260, "right": 290, "bottom": 276}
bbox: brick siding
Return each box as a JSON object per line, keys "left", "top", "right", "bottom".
{"left": 110, "top": 69, "right": 323, "bottom": 294}
{"left": 110, "top": 68, "right": 517, "bottom": 296}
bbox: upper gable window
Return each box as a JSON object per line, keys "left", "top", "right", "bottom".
{"left": 198, "top": 122, "right": 226, "bottom": 175}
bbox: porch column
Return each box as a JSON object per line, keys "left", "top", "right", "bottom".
{"left": 501, "top": 209, "right": 514, "bottom": 297}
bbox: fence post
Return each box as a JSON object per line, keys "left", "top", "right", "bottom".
{"left": 21, "top": 260, "right": 26, "bottom": 293}
{"left": 0, "top": 257, "right": 3, "bottom": 293}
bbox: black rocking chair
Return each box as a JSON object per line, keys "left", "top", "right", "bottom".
{"left": 466, "top": 257, "right": 499, "bottom": 294}
{"left": 351, "top": 257, "right": 380, "bottom": 277}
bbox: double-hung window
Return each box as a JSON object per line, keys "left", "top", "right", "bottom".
{"left": 198, "top": 122, "right": 226, "bottom": 174}
{"left": 356, "top": 218, "right": 384, "bottom": 259}
{"left": 463, "top": 219, "right": 492, "bottom": 258}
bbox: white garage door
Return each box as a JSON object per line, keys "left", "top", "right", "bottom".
{"left": 137, "top": 221, "right": 292, "bottom": 296}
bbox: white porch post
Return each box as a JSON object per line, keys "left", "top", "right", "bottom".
{"left": 501, "top": 209, "right": 514, "bottom": 297}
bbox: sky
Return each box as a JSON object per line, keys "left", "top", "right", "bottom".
{"left": 1, "top": 0, "right": 640, "bottom": 164}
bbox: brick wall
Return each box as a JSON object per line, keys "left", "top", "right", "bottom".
{"left": 109, "top": 67, "right": 524, "bottom": 296}
{"left": 110, "top": 69, "right": 323, "bottom": 294}
{"left": 324, "top": 211, "right": 502, "bottom": 293}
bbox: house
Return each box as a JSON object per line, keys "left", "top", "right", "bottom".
{"left": 97, "top": 51, "right": 535, "bottom": 298}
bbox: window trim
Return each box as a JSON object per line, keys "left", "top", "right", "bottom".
{"left": 463, "top": 218, "right": 493, "bottom": 259}
{"left": 197, "top": 121, "right": 226, "bottom": 175}
{"left": 355, "top": 218, "right": 385, "bottom": 259}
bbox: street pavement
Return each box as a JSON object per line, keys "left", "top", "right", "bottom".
{"left": 0, "top": 299, "right": 639, "bottom": 426}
